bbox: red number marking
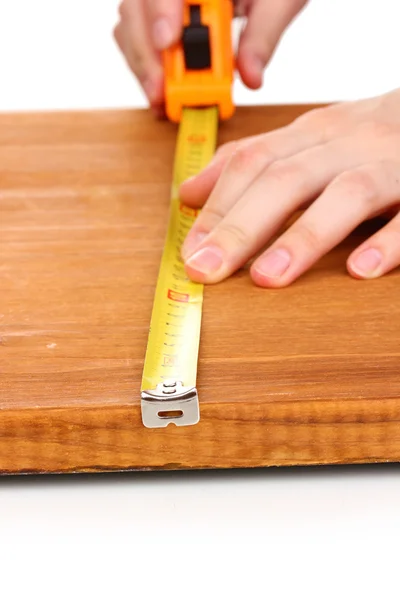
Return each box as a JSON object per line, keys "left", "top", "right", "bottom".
{"left": 187, "top": 134, "right": 206, "bottom": 144}
{"left": 179, "top": 203, "right": 199, "bottom": 218}
{"left": 163, "top": 355, "right": 177, "bottom": 367}
{"left": 168, "top": 289, "right": 189, "bottom": 303}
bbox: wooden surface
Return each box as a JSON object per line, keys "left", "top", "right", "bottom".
{"left": 1, "top": 105, "right": 400, "bottom": 474}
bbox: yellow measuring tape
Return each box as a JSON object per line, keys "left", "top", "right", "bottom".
{"left": 141, "top": 107, "right": 218, "bottom": 428}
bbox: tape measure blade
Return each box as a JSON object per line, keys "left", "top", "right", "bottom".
{"left": 141, "top": 107, "right": 218, "bottom": 428}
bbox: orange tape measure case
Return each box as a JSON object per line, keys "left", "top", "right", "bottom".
{"left": 164, "top": 0, "right": 235, "bottom": 123}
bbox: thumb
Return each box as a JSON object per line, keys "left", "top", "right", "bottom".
{"left": 238, "top": 0, "right": 308, "bottom": 89}
{"left": 146, "top": 0, "right": 184, "bottom": 50}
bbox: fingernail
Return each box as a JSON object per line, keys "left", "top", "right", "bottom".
{"left": 152, "top": 18, "right": 174, "bottom": 50}
{"left": 182, "top": 231, "right": 208, "bottom": 261}
{"left": 185, "top": 246, "right": 224, "bottom": 275}
{"left": 351, "top": 248, "right": 382, "bottom": 277}
{"left": 255, "top": 249, "right": 291, "bottom": 279}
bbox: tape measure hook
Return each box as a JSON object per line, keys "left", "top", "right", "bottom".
{"left": 141, "top": 381, "right": 200, "bottom": 428}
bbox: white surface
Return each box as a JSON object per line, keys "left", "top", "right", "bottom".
{"left": 1, "top": 1, "right": 399, "bottom": 598}
{"left": 0, "top": 0, "right": 399, "bottom": 112}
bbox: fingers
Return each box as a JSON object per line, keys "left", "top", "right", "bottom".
{"left": 146, "top": 0, "right": 183, "bottom": 50}
{"left": 183, "top": 140, "right": 400, "bottom": 286}
{"left": 251, "top": 160, "right": 400, "bottom": 287}
{"left": 115, "top": 0, "right": 163, "bottom": 107}
{"left": 115, "top": 0, "right": 308, "bottom": 108}
{"left": 348, "top": 212, "right": 400, "bottom": 279}
{"left": 180, "top": 93, "right": 400, "bottom": 287}
{"left": 115, "top": 0, "right": 309, "bottom": 108}
{"left": 180, "top": 135, "right": 264, "bottom": 208}
{"left": 183, "top": 139, "right": 355, "bottom": 284}
{"left": 180, "top": 104, "right": 342, "bottom": 209}
{"left": 237, "top": 0, "right": 308, "bottom": 89}
{"left": 115, "top": 0, "right": 183, "bottom": 109}
{"left": 347, "top": 165, "right": 400, "bottom": 279}
{"left": 181, "top": 124, "right": 329, "bottom": 259}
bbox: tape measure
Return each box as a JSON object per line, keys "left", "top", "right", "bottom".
{"left": 141, "top": 0, "right": 235, "bottom": 428}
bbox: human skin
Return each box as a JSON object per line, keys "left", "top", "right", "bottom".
{"left": 115, "top": 1, "right": 400, "bottom": 287}
{"left": 114, "top": 0, "right": 308, "bottom": 116}
{"left": 180, "top": 90, "right": 400, "bottom": 287}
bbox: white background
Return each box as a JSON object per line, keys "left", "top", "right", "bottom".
{"left": 1, "top": 1, "right": 400, "bottom": 599}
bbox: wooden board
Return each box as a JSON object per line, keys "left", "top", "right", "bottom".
{"left": 1, "top": 105, "right": 400, "bottom": 474}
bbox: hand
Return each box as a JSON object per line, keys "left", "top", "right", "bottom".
{"left": 180, "top": 89, "right": 400, "bottom": 287}
{"left": 114, "top": 0, "right": 308, "bottom": 115}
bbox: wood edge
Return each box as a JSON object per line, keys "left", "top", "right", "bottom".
{"left": 0, "top": 399, "right": 399, "bottom": 474}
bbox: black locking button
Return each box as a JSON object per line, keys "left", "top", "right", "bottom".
{"left": 182, "top": 5, "right": 211, "bottom": 70}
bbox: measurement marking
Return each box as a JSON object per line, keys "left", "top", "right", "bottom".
{"left": 141, "top": 108, "right": 217, "bottom": 428}
{"left": 171, "top": 284, "right": 186, "bottom": 292}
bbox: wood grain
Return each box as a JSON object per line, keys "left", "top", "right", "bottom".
{"left": 1, "top": 105, "right": 400, "bottom": 474}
